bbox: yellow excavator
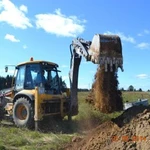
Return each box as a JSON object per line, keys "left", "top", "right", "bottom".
{"left": 0, "top": 34, "right": 123, "bottom": 130}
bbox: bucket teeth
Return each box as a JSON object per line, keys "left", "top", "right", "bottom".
{"left": 98, "top": 57, "right": 123, "bottom": 72}
{"left": 89, "top": 34, "right": 123, "bottom": 72}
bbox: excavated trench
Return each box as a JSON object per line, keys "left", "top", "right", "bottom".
{"left": 63, "top": 64, "right": 150, "bottom": 150}
{"left": 63, "top": 105, "right": 150, "bottom": 150}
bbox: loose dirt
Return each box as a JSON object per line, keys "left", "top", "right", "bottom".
{"left": 86, "top": 65, "right": 123, "bottom": 113}
{"left": 63, "top": 105, "right": 150, "bottom": 150}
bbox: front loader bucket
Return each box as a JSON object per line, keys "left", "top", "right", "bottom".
{"left": 88, "top": 34, "right": 123, "bottom": 72}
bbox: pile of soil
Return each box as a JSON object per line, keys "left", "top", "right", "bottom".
{"left": 63, "top": 105, "right": 150, "bottom": 150}
{"left": 86, "top": 65, "right": 123, "bottom": 113}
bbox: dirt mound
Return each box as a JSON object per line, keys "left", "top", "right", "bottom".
{"left": 63, "top": 105, "right": 150, "bottom": 150}
{"left": 86, "top": 65, "right": 123, "bottom": 113}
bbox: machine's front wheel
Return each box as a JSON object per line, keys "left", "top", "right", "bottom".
{"left": 13, "top": 97, "right": 34, "bottom": 129}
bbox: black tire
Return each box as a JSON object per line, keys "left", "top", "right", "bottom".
{"left": 0, "top": 107, "right": 4, "bottom": 121}
{"left": 13, "top": 97, "right": 34, "bottom": 129}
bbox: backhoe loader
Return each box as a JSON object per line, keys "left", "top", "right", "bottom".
{"left": 0, "top": 34, "right": 123, "bottom": 130}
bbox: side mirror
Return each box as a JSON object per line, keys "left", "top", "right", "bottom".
{"left": 5, "top": 66, "right": 8, "bottom": 72}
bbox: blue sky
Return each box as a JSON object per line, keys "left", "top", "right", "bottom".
{"left": 0, "top": 0, "right": 150, "bottom": 91}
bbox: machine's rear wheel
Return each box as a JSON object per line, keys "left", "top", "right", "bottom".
{"left": 0, "top": 107, "right": 4, "bottom": 121}
{"left": 13, "top": 97, "right": 34, "bottom": 129}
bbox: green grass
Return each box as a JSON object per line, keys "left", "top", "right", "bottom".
{"left": 0, "top": 91, "right": 149, "bottom": 150}
{"left": 0, "top": 126, "right": 75, "bottom": 150}
{"left": 122, "top": 91, "right": 150, "bottom": 103}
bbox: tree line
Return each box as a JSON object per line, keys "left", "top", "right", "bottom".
{"left": 0, "top": 75, "right": 67, "bottom": 91}
{"left": 120, "top": 85, "right": 149, "bottom": 92}
{"left": 2, "top": 77, "right": 145, "bottom": 92}
{"left": 0, "top": 75, "right": 13, "bottom": 90}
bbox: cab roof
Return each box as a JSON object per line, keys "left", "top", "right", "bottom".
{"left": 17, "top": 60, "right": 59, "bottom": 68}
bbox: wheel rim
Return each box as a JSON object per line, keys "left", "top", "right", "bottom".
{"left": 16, "top": 104, "right": 27, "bottom": 120}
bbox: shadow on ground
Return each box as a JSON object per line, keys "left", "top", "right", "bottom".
{"left": 38, "top": 116, "right": 101, "bottom": 134}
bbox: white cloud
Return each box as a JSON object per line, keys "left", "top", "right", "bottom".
{"left": 35, "top": 8, "right": 86, "bottom": 37}
{"left": 144, "top": 29, "right": 150, "bottom": 34}
{"left": 104, "top": 31, "right": 136, "bottom": 44}
{"left": 137, "top": 33, "right": 143, "bottom": 36}
{"left": 136, "top": 74, "right": 149, "bottom": 79}
{"left": 0, "top": 0, "right": 32, "bottom": 29}
{"left": 62, "top": 75, "right": 69, "bottom": 80}
{"left": 61, "top": 65, "right": 68, "bottom": 68}
{"left": 137, "top": 29, "right": 150, "bottom": 36}
{"left": 23, "top": 44, "right": 27, "bottom": 49}
{"left": 4, "top": 34, "right": 20, "bottom": 42}
{"left": 136, "top": 42, "right": 150, "bottom": 49}
{"left": 19, "top": 5, "right": 28, "bottom": 13}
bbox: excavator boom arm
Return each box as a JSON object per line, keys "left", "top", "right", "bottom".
{"left": 69, "top": 34, "right": 123, "bottom": 116}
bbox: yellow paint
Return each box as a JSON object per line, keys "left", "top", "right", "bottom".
{"left": 34, "top": 87, "right": 68, "bottom": 121}
{"left": 17, "top": 60, "right": 58, "bottom": 67}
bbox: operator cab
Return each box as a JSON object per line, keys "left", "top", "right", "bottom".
{"left": 14, "top": 60, "right": 61, "bottom": 94}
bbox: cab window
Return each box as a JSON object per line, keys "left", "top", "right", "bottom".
{"left": 15, "top": 66, "right": 25, "bottom": 90}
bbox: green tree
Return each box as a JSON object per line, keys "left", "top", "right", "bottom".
{"left": 128, "top": 85, "right": 134, "bottom": 91}
{"left": 0, "top": 75, "right": 13, "bottom": 90}
{"left": 120, "top": 87, "right": 125, "bottom": 91}
{"left": 138, "top": 88, "right": 142, "bottom": 92}
{"left": 59, "top": 76, "right": 67, "bottom": 92}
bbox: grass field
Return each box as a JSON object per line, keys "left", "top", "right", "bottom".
{"left": 122, "top": 91, "right": 150, "bottom": 103}
{"left": 0, "top": 91, "right": 150, "bottom": 150}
